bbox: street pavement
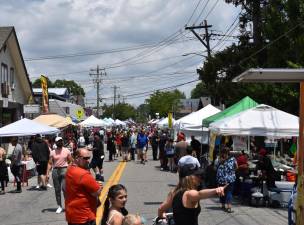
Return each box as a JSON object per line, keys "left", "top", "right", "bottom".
{"left": 0, "top": 149, "right": 288, "bottom": 225}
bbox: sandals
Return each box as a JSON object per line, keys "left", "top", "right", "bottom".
{"left": 226, "top": 208, "right": 234, "bottom": 213}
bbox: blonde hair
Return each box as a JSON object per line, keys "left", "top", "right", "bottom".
{"left": 174, "top": 175, "right": 197, "bottom": 194}
{"left": 122, "top": 214, "right": 141, "bottom": 225}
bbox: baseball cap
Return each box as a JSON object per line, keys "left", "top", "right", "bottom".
{"left": 55, "top": 136, "right": 63, "bottom": 142}
{"left": 179, "top": 164, "right": 205, "bottom": 179}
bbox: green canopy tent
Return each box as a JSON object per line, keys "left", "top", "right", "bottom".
{"left": 202, "top": 96, "right": 258, "bottom": 127}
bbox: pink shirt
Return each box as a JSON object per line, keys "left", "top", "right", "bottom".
{"left": 50, "top": 147, "right": 71, "bottom": 168}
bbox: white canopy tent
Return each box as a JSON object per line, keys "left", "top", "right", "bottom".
{"left": 80, "top": 115, "right": 108, "bottom": 127}
{"left": 103, "top": 118, "right": 114, "bottom": 126}
{"left": 157, "top": 117, "right": 175, "bottom": 128}
{"left": 209, "top": 104, "right": 299, "bottom": 137}
{"left": 174, "top": 104, "right": 221, "bottom": 143}
{"left": 114, "top": 119, "right": 126, "bottom": 126}
{"left": 0, "top": 118, "right": 59, "bottom": 137}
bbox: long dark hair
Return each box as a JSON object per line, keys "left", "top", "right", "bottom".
{"left": 101, "top": 184, "right": 128, "bottom": 225}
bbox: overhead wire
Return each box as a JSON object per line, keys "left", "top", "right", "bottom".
{"left": 204, "top": 0, "right": 220, "bottom": 20}
{"left": 193, "top": 0, "right": 210, "bottom": 25}
{"left": 186, "top": 0, "right": 204, "bottom": 25}
{"left": 87, "top": 79, "right": 199, "bottom": 101}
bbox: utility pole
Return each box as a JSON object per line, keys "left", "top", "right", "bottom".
{"left": 185, "top": 20, "right": 212, "bottom": 57}
{"left": 112, "top": 85, "right": 119, "bottom": 119}
{"left": 90, "top": 65, "right": 106, "bottom": 118}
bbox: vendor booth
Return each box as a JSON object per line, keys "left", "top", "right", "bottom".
{"left": 0, "top": 118, "right": 59, "bottom": 136}
{"left": 203, "top": 96, "right": 258, "bottom": 127}
{"left": 209, "top": 104, "right": 298, "bottom": 208}
{"left": 157, "top": 117, "right": 175, "bottom": 129}
{"left": 80, "top": 115, "right": 108, "bottom": 127}
{"left": 174, "top": 104, "right": 221, "bottom": 143}
{"left": 0, "top": 118, "right": 59, "bottom": 184}
{"left": 209, "top": 104, "right": 299, "bottom": 137}
{"left": 34, "top": 114, "right": 73, "bottom": 128}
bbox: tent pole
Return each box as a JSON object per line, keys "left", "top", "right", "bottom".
{"left": 247, "top": 135, "right": 250, "bottom": 155}
{"left": 296, "top": 82, "right": 304, "bottom": 225}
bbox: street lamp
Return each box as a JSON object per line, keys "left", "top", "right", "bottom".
{"left": 233, "top": 68, "right": 304, "bottom": 225}
{"left": 182, "top": 52, "right": 208, "bottom": 58}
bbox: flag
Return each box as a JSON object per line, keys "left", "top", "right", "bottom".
{"left": 40, "top": 75, "right": 49, "bottom": 113}
{"left": 168, "top": 112, "right": 173, "bottom": 128}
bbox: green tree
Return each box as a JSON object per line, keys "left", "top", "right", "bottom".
{"left": 136, "top": 104, "right": 150, "bottom": 123}
{"left": 102, "top": 103, "right": 136, "bottom": 120}
{"left": 145, "top": 89, "right": 185, "bottom": 118}
{"left": 32, "top": 78, "right": 85, "bottom": 96}
{"left": 192, "top": 0, "right": 303, "bottom": 114}
{"left": 32, "top": 77, "right": 54, "bottom": 88}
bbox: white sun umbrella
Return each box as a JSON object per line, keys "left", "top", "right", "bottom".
{"left": 0, "top": 118, "right": 59, "bottom": 137}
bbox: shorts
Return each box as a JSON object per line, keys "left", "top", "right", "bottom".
{"left": 166, "top": 154, "right": 174, "bottom": 158}
{"left": 36, "top": 161, "right": 48, "bottom": 175}
{"left": 121, "top": 147, "right": 129, "bottom": 153}
{"left": 138, "top": 148, "right": 146, "bottom": 154}
{"left": 90, "top": 157, "right": 104, "bottom": 169}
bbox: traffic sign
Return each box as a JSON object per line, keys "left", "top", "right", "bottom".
{"left": 76, "top": 108, "right": 84, "bottom": 120}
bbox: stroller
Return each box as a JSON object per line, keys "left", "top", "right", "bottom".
{"left": 152, "top": 213, "right": 174, "bottom": 225}
{"left": 288, "top": 183, "right": 297, "bottom": 225}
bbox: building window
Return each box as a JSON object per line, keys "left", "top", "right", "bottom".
{"left": 1, "top": 63, "right": 8, "bottom": 83}
{"left": 10, "top": 67, "right": 14, "bottom": 86}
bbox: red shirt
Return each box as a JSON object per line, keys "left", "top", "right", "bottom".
{"left": 115, "top": 135, "right": 122, "bottom": 145}
{"left": 237, "top": 154, "right": 248, "bottom": 166}
{"left": 65, "top": 165, "right": 100, "bottom": 224}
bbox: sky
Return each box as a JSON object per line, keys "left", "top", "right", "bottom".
{"left": 0, "top": 0, "right": 240, "bottom": 107}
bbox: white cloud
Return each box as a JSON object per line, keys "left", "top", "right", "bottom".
{"left": 0, "top": 0, "right": 240, "bottom": 106}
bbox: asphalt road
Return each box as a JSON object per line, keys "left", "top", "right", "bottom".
{"left": 0, "top": 149, "right": 288, "bottom": 225}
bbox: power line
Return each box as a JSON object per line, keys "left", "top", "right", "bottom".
{"left": 88, "top": 79, "right": 199, "bottom": 101}
{"left": 211, "top": 11, "right": 241, "bottom": 51}
{"left": 193, "top": 0, "right": 210, "bottom": 25}
{"left": 104, "top": 30, "right": 184, "bottom": 68}
{"left": 29, "top": 51, "right": 197, "bottom": 80}
{"left": 204, "top": 0, "right": 220, "bottom": 19}
{"left": 24, "top": 43, "right": 156, "bottom": 61}
{"left": 24, "top": 30, "right": 188, "bottom": 62}
{"left": 239, "top": 20, "right": 304, "bottom": 66}
{"left": 82, "top": 72, "right": 196, "bottom": 87}
{"left": 186, "top": 0, "right": 204, "bottom": 25}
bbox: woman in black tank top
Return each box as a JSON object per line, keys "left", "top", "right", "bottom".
{"left": 158, "top": 165, "right": 226, "bottom": 225}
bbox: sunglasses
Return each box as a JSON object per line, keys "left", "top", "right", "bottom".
{"left": 80, "top": 156, "right": 90, "bottom": 160}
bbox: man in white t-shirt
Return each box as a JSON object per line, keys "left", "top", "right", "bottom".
{"left": 178, "top": 146, "right": 200, "bottom": 171}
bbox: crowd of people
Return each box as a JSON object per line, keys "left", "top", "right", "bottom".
{"left": 0, "top": 122, "right": 283, "bottom": 225}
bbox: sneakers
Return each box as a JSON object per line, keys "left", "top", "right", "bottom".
{"left": 0, "top": 190, "right": 5, "bottom": 195}
{"left": 11, "top": 189, "right": 22, "bottom": 193}
{"left": 46, "top": 184, "right": 53, "bottom": 188}
{"left": 35, "top": 185, "right": 40, "bottom": 189}
{"left": 56, "top": 206, "right": 63, "bottom": 214}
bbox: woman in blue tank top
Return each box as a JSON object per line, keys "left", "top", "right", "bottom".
{"left": 158, "top": 165, "right": 226, "bottom": 225}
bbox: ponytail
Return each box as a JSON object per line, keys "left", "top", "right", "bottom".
{"left": 121, "top": 207, "right": 128, "bottom": 216}
{"left": 101, "top": 196, "right": 110, "bottom": 225}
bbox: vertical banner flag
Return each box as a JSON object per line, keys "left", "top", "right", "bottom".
{"left": 168, "top": 112, "right": 173, "bottom": 129}
{"left": 40, "top": 75, "right": 49, "bottom": 113}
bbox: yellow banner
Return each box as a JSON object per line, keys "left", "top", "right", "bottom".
{"left": 168, "top": 112, "right": 173, "bottom": 129}
{"left": 40, "top": 75, "right": 49, "bottom": 113}
{"left": 209, "top": 132, "right": 216, "bottom": 161}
